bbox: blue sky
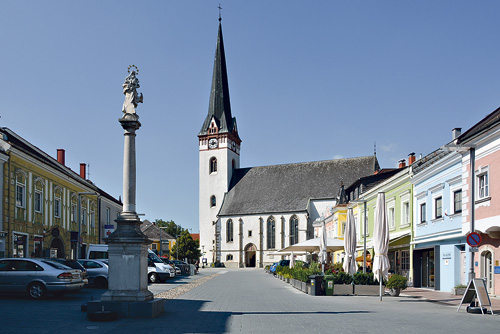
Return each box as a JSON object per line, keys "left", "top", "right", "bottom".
{"left": 1, "top": 1, "right": 499, "bottom": 233}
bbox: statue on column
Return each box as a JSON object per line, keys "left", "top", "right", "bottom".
{"left": 122, "top": 66, "right": 143, "bottom": 115}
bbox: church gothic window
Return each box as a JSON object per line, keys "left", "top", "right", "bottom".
{"left": 267, "top": 217, "right": 276, "bottom": 249}
{"left": 210, "top": 157, "right": 217, "bottom": 174}
{"left": 290, "top": 216, "right": 299, "bottom": 245}
{"left": 210, "top": 195, "right": 216, "bottom": 207}
{"left": 226, "top": 219, "right": 234, "bottom": 242}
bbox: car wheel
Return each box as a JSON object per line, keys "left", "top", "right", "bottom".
{"left": 148, "top": 273, "right": 157, "bottom": 284}
{"left": 28, "top": 282, "right": 46, "bottom": 300}
{"left": 95, "top": 277, "right": 108, "bottom": 289}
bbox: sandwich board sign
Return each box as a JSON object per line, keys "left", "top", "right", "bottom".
{"left": 457, "top": 278, "right": 493, "bottom": 315}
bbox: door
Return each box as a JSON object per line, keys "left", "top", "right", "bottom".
{"left": 482, "top": 251, "right": 493, "bottom": 294}
{"left": 460, "top": 251, "right": 466, "bottom": 285}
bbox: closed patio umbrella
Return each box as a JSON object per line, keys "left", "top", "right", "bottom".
{"left": 289, "top": 251, "right": 295, "bottom": 269}
{"left": 373, "top": 192, "right": 390, "bottom": 301}
{"left": 319, "top": 221, "right": 328, "bottom": 273}
{"left": 343, "top": 208, "right": 357, "bottom": 275}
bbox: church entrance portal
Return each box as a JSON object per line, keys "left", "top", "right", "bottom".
{"left": 244, "top": 243, "right": 257, "bottom": 267}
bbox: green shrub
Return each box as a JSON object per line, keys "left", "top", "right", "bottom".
{"left": 265, "top": 265, "right": 270, "bottom": 272}
{"left": 308, "top": 262, "right": 322, "bottom": 275}
{"left": 352, "top": 272, "right": 378, "bottom": 285}
{"left": 333, "top": 272, "right": 352, "bottom": 285}
{"left": 454, "top": 284, "right": 467, "bottom": 289}
{"left": 385, "top": 274, "right": 408, "bottom": 290}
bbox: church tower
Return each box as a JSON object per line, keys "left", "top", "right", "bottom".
{"left": 199, "top": 18, "right": 241, "bottom": 263}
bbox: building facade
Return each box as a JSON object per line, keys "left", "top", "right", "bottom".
{"left": 0, "top": 127, "right": 121, "bottom": 259}
{"left": 410, "top": 140, "right": 467, "bottom": 292}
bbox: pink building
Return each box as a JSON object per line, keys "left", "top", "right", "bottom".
{"left": 457, "top": 107, "right": 500, "bottom": 296}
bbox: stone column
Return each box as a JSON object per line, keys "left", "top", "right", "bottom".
{"left": 88, "top": 70, "right": 163, "bottom": 319}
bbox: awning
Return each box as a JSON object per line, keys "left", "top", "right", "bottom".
{"left": 279, "top": 237, "right": 344, "bottom": 253}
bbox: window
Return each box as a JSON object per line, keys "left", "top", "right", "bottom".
{"left": 401, "top": 250, "right": 410, "bottom": 270}
{"left": 82, "top": 208, "right": 87, "bottom": 225}
{"left": 90, "top": 211, "right": 95, "bottom": 227}
{"left": 16, "top": 182, "right": 25, "bottom": 208}
{"left": 106, "top": 207, "right": 110, "bottom": 224}
{"left": 34, "top": 190, "right": 43, "bottom": 213}
{"left": 290, "top": 216, "right": 299, "bottom": 245}
{"left": 232, "top": 159, "right": 235, "bottom": 171}
{"left": 389, "top": 207, "right": 395, "bottom": 229}
{"left": 420, "top": 203, "right": 426, "bottom": 223}
{"left": 453, "top": 190, "right": 462, "bottom": 214}
{"left": 71, "top": 204, "right": 77, "bottom": 222}
{"left": 210, "top": 195, "right": 216, "bottom": 207}
{"left": 248, "top": 230, "right": 252, "bottom": 237}
{"left": 226, "top": 219, "right": 233, "bottom": 242}
{"left": 267, "top": 217, "right": 276, "bottom": 249}
{"left": 226, "top": 254, "right": 233, "bottom": 261}
{"left": 478, "top": 173, "right": 489, "bottom": 199}
{"left": 210, "top": 157, "right": 217, "bottom": 174}
{"left": 435, "top": 197, "right": 442, "bottom": 219}
{"left": 54, "top": 197, "right": 61, "bottom": 218}
{"left": 402, "top": 202, "right": 409, "bottom": 225}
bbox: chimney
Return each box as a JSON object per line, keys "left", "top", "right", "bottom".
{"left": 80, "top": 163, "right": 86, "bottom": 179}
{"left": 399, "top": 159, "right": 406, "bottom": 168}
{"left": 452, "top": 128, "right": 462, "bottom": 140}
{"left": 408, "top": 152, "right": 416, "bottom": 165}
{"left": 57, "top": 149, "right": 65, "bottom": 165}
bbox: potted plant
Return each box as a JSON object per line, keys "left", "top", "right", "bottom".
{"left": 352, "top": 272, "right": 379, "bottom": 296}
{"left": 453, "top": 284, "right": 467, "bottom": 295}
{"left": 333, "top": 272, "right": 353, "bottom": 295}
{"left": 385, "top": 274, "right": 408, "bottom": 296}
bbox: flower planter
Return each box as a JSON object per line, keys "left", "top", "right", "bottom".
{"left": 389, "top": 288, "right": 401, "bottom": 297}
{"left": 333, "top": 284, "right": 353, "bottom": 295}
{"left": 454, "top": 288, "right": 466, "bottom": 296}
{"left": 301, "top": 281, "right": 307, "bottom": 293}
{"left": 286, "top": 277, "right": 290, "bottom": 284}
{"left": 354, "top": 285, "right": 381, "bottom": 296}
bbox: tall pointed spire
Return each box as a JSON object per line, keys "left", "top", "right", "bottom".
{"left": 199, "top": 19, "right": 239, "bottom": 140}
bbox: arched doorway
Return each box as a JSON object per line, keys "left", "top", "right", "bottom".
{"left": 481, "top": 250, "right": 493, "bottom": 293}
{"left": 244, "top": 243, "right": 257, "bottom": 267}
{"left": 49, "top": 238, "right": 65, "bottom": 258}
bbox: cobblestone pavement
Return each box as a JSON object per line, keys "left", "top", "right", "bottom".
{"left": 1, "top": 269, "right": 498, "bottom": 333}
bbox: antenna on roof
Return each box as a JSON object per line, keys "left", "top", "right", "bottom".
{"left": 374, "top": 142, "right": 377, "bottom": 156}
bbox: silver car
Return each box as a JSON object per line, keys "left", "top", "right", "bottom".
{"left": 0, "top": 258, "right": 85, "bottom": 299}
{"left": 77, "top": 259, "right": 108, "bottom": 288}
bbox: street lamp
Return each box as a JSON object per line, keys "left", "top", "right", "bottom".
{"left": 351, "top": 199, "right": 368, "bottom": 273}
{"left": 439, "top": 144, "right": 476, "bottom": 281}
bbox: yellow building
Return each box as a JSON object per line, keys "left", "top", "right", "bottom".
{"left": 141, "top": 220, "right": 176, "bottom": 258}
{"left": 0, "top": 128, "right": 121, "bottom": 259}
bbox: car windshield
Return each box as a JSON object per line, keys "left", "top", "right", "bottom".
{"left": 148, "top": 252, "right": 163, "bottom": 264}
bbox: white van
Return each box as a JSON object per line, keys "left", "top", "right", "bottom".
{"left": 85, "top": 244, "right": 174, "bottom": 283}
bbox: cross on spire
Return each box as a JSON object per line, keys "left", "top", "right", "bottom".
{"left": 218, "top": 4, "right": 222, "bottom": 22}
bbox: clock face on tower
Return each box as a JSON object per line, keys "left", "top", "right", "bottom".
{"left": 208, "top": 138, "right": 218, "bottom": 149}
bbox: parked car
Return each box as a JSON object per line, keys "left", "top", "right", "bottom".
{"left": 77, "top": 259, "right": 108, "bottom": 288}
{"left": 0, "top": 258, "right": 85, "bottom": 299}
{"left": 43, "top": 258, "right": 88, "bottom": 285}
{"left": 161, "top": 258, "right": 181, "bottom": 275}
{"left": 148, "top": 252, "right": 175, "bottom": 283}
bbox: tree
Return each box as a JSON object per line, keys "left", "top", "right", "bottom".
{"left": 171, "top": 230, "right": 201, "bottom": 263}
{"left": 154, "top": 219, "right": 183, "bottom": 238}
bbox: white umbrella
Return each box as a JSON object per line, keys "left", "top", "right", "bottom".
{"left": 373, "top": 192, "right": 390, "bottom": 301}
{"left": 343, "top": 208, "right": 357, "bottom": 275}
{"left": 319, "top": 221, "right": 328, "bottom": 273}
{"left": 289, "top": 251, "right": 295, "bottom": 269}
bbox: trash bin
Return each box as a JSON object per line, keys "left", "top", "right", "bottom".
{"left": 309, "top": 275, "right": 324, "bottom": 296}
{"left": 324, "top": 275, "right": 334, "bottom": 296}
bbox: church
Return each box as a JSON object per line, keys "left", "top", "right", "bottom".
{"left": 198, "top": 19, "right": 381, "bottom": 268}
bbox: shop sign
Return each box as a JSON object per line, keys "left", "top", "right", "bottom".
{"left": 34, "top": 237, "right": 44, "bottom": 242}
{"left": 494, "top": 266, "right": 500, "bottom": 274}
{"left": 104, "top": 225, "right": 114, "bottom": 237}
{"left": 0, "top": 231, "right": 6, "bottom": 237}
{"left": 442, "top": 252, "right": 452, "bottom": 259}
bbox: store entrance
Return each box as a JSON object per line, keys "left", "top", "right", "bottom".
{"left": 421, "top": 250, "right": 435, "bottom": 288}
